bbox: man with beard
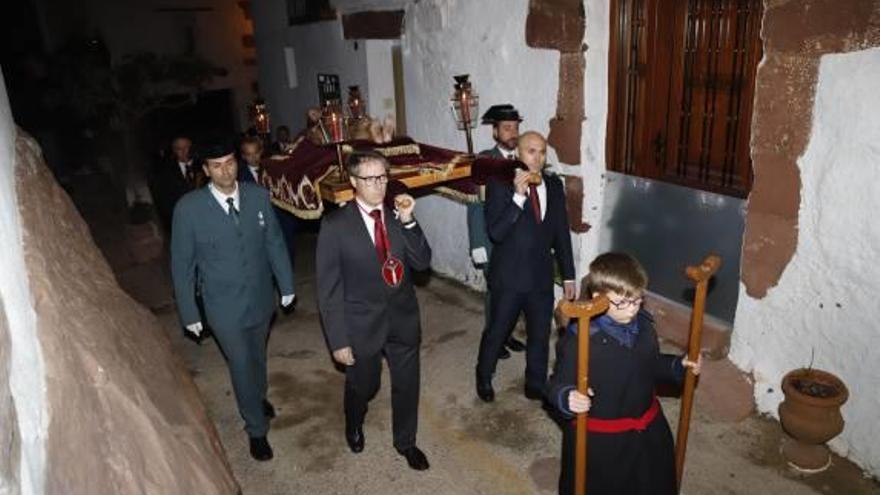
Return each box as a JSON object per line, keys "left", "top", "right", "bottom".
{"left": 468, "top": 104, "right": 527, "bottom": 360}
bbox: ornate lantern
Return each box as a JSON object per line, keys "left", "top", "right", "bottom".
{"left": 450, "top": 74, "right": 479, "bottom": 154}
{"left": 320, "top": 99, "right": 348, "bottom": 179}
{"left": 250, "top": 98, "right": 271, "bottom": 137}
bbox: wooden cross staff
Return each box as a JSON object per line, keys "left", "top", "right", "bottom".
{"left": 558, "top": 295, "right": 609, "bottom": 495}
{"left": 675, "top": 254, "right": 721, "bottom": 490}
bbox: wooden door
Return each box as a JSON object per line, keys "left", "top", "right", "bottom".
{"left": 607, "top": 0, "right": 763, "bottom": 197}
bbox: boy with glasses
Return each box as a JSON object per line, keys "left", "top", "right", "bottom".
{"left": 546, "top": 252, "right": 701, "bottom": 495}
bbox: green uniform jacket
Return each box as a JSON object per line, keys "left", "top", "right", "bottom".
{"left": 171, "top": 182, "right": 294, "bottom": 330}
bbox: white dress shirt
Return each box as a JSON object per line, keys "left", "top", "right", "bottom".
{"left": 512, "top": 180, "right": 547, "bottom": 220}
{"left": 209, "top": 182, "right": 240, "bottom": 213}
{"left": 356, "top": 198, "right": 383, "bottom": 245}
{"left": 248, "top": 165, "right": 260, "bottom": 182}
{"left": 178, "top": 160, "right": 192, "bottom": 179}
{"left": 496, "top": 145, "right": 516, "bottom": 160}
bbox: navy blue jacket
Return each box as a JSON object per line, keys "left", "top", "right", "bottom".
{"left": 485, "top": 171, "right": 575, "bottom": 292}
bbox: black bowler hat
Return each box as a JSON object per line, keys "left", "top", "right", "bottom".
{"left": 200, "top": 139, "right": 236, "bottom": 161}
{"left": 481, "top": 104, "right": 523, "bottom": 125}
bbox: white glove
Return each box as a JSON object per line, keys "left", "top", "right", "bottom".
{"left": 186, "top": 322, "right": 203, "bottom": 337}
{"left": 281, "top": 294, "right": 295, "bottom": 307}
{"left": 471, "top": 247, "right": 488, "bottom": 265}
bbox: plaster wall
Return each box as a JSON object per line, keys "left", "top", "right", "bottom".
{"left": 577, "top": 0, "right": 611, "bottom": 270}
{"left": 364, "top": 40, "right": 397, "bottom": 123}
{"left": 400, "top": 0, "right": 567, "bottom": 285}
{"left": 729, "top": 47, "right": 880, "bottom": 477}
{"left": 0, "top": 70, "right": 45, "bottom": 495}
{"left": 252, "top": 0, "right": 368, "bottom": 131}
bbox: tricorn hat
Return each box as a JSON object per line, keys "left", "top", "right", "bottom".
{"left": 481, "top": 104, "right": 523, "bottom": 125}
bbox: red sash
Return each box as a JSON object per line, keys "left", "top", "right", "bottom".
{"left": 572, "top": 397, "right": 660, "bottom": 433}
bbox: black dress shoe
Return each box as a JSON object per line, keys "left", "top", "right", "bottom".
{"left": 345, "top": 425, "right": 364, "bottom": 453}
{"left": 498, "top": 347, "right": 511, "bottom": 360}
{"left": 524, "top": 387, "right": 544, "bottom": 401}
{"left": 476, "top": 380, "right": 495, "bottom": 402}
{"left": 263, "top": 400, "right": 276, "bottom": 419}
{"left": 249, "top": 436, "right": 273, "bottom": 461}
{"left": 506, "top": 336, "right": 526, "bottom": 352}
{"left": 397, "top": 446, "right": 430, "bottom": 471}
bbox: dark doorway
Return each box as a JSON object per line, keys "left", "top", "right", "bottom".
{"left": 143, "top": 88, "right": 237, "bottom": 153}
{"left": 607, "top": 0, "right": 763, "bottom": 198}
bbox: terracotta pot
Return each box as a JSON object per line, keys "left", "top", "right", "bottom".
{"left": 778, "top": 368, "right": 848, "bottom": 472}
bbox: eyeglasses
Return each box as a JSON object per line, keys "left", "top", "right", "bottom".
{"left": 608, "top": 296, "right": 644, "bottom": 310}
{"left": 353, "top": 174, "right": 389, "bottom": 186}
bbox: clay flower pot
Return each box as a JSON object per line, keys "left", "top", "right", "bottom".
{"left": 778, "top": 368, "right": 848, "bottom": 472}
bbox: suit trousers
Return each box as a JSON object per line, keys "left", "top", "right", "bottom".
{"left": 213, "top": 317, "right": 271, "bottom": 437}
{"left": 344, "top": 336, "right": 420, "bottom": 451}
{"left": 476, "top": 288, "right": 554, "bottom": 393}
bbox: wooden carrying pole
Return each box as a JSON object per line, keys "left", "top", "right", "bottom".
{"left": 558, "top": 295, "right": 609, "bottom": 495}
{"left": 675, "top": 254, "right": 721, "bottom": 490}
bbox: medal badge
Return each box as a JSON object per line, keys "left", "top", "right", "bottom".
{"left": 382, "top": 256, "right": 404, "bottom": 287}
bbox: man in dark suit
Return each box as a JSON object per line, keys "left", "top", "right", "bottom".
{"left": 316, "top": 151, "right": 432, "bottom": 471}
{"left": 237, "top": 135, "right": 299, "bottom": 279}
{"left": 171, "top": 141, "right": 295, "bottom": 461}
{"left": 237, "top": 135, "right": 264, "bottom": 184}
{"left": 151, "top": 135, "right": 199, "bottom": 234}
{"left": 475, "top": 131, "right": 576, "bottom": 402}
{"left": 269, "top": 125, "right": 294, "bottom": 155}
{"left": 470, "top": 104, "right": 527, "bottom": 360}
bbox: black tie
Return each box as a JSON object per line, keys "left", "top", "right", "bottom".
{"left": 226, "top": 197, "right": 239, "bottom": 226}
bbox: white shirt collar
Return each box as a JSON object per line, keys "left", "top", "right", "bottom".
{"left": 178, "top": 160, "right": 192, "bottom": 177}
{"left": 354, "top": 197, "right": 384, "bottom": 244}
{"left": 496, "top": 145, "right": 516, "bottom": 160}
{"left": 209, "top": 182, "right": 240, "bottom": 213}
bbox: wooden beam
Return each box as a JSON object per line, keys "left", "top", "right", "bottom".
{"left": 342, "top": 10, "right": 405, "bottom": 40}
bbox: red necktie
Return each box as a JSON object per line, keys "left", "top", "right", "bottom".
{"left": 369, "top": 209, "right": 388, "bottom": 262}
{"left": 529, "top": 184, "right": 541, "bottom": 223}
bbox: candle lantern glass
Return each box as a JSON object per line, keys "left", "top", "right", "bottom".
{"left": 347, "top": 85, "right": 366, "bottom": 120}
{"left": 320, "top": 100, "right": 348, "bottom": 144}
{"left": 450, "top": 74, "right": 479, "bottom": 130}
{"left": 320, "top": 99, "right": 349, "bottom": 180}
{"left": 449, "top": 74, "right": 479, "bottom": 153}
{"left": 251, "top": 99, "right": 271, "bottom": 136}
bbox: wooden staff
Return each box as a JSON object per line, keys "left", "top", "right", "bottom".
{"left": 675, "top": 254, "right": 721, "bottom": 490}
{"left": 558, "top": 295, "right": 609, "bottom": 495}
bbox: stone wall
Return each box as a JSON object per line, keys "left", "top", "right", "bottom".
{"left": 1, "top": 68, "right": 240, "bottom": 492}
{"left": 14, "top": 131, "right": 240, "bottom": 493}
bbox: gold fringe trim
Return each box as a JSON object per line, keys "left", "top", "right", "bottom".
{"left": 341, "top": 143, "right": 421, "bottom": 157}
{"left": 434, "top": 186, "right": 479, "bottom": 204}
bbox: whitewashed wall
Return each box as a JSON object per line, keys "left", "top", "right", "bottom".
{"left": 401, "top": 0, "right": 566, "bottom": 287}
{"left": 252, "top": 0, "right": 369, "bottom": 132}
{"left": 0, "top": 70, "right": 45, "bottom": 494}
{"left": 578, "top": 0, "right": 611, "bottom": 271}
{"left": 729, "top": 47, "right": 880, "bottom": 477}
